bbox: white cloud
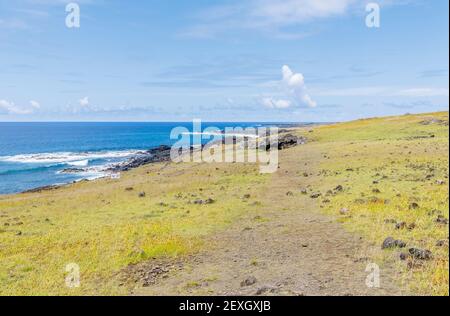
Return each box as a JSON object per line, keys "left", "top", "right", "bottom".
{"left": 262, "top": 65, "right": 316, "bottom": 109}
{"left": 252, "top": 0, "right": 357, "bottom": 25}
{"left": 282, "top": 65, "right": 317, "bottom": 107}
{"left": 314, "top": 86, "right": 386, "bottom": 97}
{"left": 393, "top": 88, "right": 450, "bottom": 97}
{"left": 314, "top": 86, "right": 449, "bottom": 97}
{"left": 79, "top": 96, "right": 89, "bottom": 107}
{"left": 0, "top": 100, "right": 33, "bottom": 115}
{"left": 0, "top": 18, "right": 28, "bottom": 30}
{"left": 262, "top": 98, "right": 292, "bottom": 109}
{"left": 25, "top": 0, "right": 95, "bottom": 6}
{"left": 182, "top": 0, "right": 410, "bottom": 38}
{"left": 226, "top": 98, "right": 235, "bottom": 104}
{"left": 30, "top": 100, "right": 41, "bottom": 109}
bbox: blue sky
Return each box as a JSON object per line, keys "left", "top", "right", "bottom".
{"left": 0, "top": 0, "right": 448, "bottom": 122}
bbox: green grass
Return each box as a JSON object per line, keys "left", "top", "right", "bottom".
{"left": 0, "top": 162, "right": 269, "bottom": 295}
{"left": 303, "top": 111, "right": 449, "bottom": 295}
{"left": 1, "top": 111, "right": 448, "bottom": 296}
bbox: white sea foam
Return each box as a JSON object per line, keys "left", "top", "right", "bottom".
{"left": 56, "top": 166, "right": 109, "bottom": 182}
{"left": 0, "top": 150, "right": 141, "bottom": 164}
{"left": 68, "top": 159, "right": 89, "bottom": 167}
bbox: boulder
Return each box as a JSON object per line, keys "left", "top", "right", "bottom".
{"left": 382, "top": 237, "right": 406, "bottom": 249}
{"left": 409, "top": 248, "right": 432, "bottom": 260}
{"left": 240, "top": 276, "right": 257, "bottom": 287}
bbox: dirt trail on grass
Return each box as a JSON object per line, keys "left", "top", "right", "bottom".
{"left": 132, "top": 145, "right": 402, "bottom": 296}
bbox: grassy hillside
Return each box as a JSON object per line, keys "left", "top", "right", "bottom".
{"left": 0, "top": 111, "right": 448, "bottom": 296}
{"left": 302, "top": 112, "right": 449, "bottom": 295}
{"left": 0, "top": 162, "right": 269, "bottom": 295}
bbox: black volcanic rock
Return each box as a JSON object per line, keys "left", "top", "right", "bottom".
{"left": 382, "top": 237, "right": 406, "bottom": 249}
{"left": 409, "top": 248, "right": 433, "bottom": 260}
{"left": 109, "top": 145, "right": 172, "bottom": 172}
{"left": 58, "top": 168, "right": 85, "bottom": 174}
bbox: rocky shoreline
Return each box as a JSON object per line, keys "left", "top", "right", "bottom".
{"left": 22, "top": 130, "right": 307, "bottom": 194}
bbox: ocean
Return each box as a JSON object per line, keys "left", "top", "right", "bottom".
{"left": 0, "top": 122, "right": 296, "bottom": 194}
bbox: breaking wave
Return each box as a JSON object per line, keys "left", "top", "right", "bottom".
{"left": 0, "top": 150, "right": 141, "bottom": 164}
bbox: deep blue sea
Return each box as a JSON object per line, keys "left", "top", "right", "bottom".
{"left": 0, "top": 122, "right": 294, "bottom": 194}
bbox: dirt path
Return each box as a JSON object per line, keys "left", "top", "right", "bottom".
{"left": 131, "top": 145, "right": 401, "bottom": 296}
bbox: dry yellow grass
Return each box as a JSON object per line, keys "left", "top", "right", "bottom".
{"left": 0, "top": 161, "right": 269, "bottom": 295}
